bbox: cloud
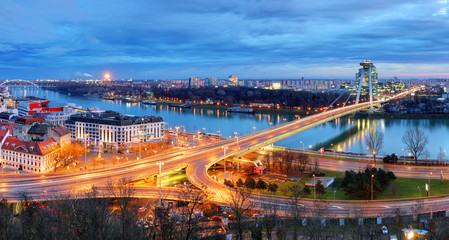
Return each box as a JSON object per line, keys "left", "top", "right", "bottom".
{"left": 0, "top": 0, "right": 448, "bottom": 79}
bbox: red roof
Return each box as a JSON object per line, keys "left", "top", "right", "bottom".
{"left": 3, "top": 136, "right": 60, "bottom": 156}
{"left": 52, "top": 126, "right": 71, "bottom": 137}
{"left": 15, "top": 117, "right": 45, "bottom": 125}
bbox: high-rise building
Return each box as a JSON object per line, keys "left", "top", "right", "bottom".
{"left": 228, "top": 75, "right": 238, "bottom": 86}
{"left": 355, "top": 60, "right": 378, "bottom": 100}
{"left": 188, "top": 77, "right": 200, "bottom": 88}
{"left": 205, "top": 77, "right": 217, "bottom": 86}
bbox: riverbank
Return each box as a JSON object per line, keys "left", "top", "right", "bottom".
{"left": 44, "top": 87, "right": 310, "bottom": 115}
{"left": 370, "top": 112, "right": 449, "bottom": 119}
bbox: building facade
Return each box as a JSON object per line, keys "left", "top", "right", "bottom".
{"left": 1, "top": 137, "right": 60, "bottom": 173}
{"left": 65, "top": 111, "right": 165, "bottom": 146}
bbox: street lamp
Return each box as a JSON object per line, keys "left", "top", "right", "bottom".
{"left": 371, "top": 174, "right": 374, "bottom": 200}
{"left": 402, "top": 148, "right": 406, "bottom": 165}
{"left": 157, "top": 161, "right": 164, "bottom": 207}
{"left": 84, "top": 134, "right": 89, "bottom": 170}
{"left": 428, "top": 172, "right": 432, "bottom": 197}
{"left": 138, "top": 130, "right": 142, "bottom": 161}
{"left": 300, "top": 141, "right": 304, "bottom": 152}
{"left": 313, "top": 174, "right": 316, "bottom": 199}
{"left": 72, "top": 162, "right": 77, "bottom": 174}
{"left": 222, "top": 146, "right": 228, "bottom": 176}
{"left": 234, "top": 132, "right": 239, "bottom": 149}
{"left": 253, "top": 126, "right": 256, "bottom": 133}
{"left": 174, "top": 126, "right": 180, "bottom": 146}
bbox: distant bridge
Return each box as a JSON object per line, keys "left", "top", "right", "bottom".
{"left": 0, "top": 80, "right": 40, "bottom": 88}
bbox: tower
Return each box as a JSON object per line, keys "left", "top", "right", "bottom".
{"left": 355, "top": 60, "right": 378, "bottom": 112}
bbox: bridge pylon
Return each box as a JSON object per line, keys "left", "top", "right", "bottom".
{"left": 355, "top": 60, "right": 378, "bottom": 113}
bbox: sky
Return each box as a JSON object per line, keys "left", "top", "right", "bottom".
{"left": 0, "top": 0, "right": 448, "bottom": 80}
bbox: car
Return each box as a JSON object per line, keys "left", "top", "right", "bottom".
{"left": 211, "top": 216, "right": 222, "bottom": 221}
{"left": 382, "top": 226, "right": 388, "bottom": 234}
{"left": 252, "top": 213, "right": 265, "bottom": 219}
{"left": 228, "top": 215, "right": 237, "bottom": 220}
{"left": 199, "top": 217, "right": 210, "bottom": 222}
{"left": 390, "top": 235, "right": 398, "bottom": 240}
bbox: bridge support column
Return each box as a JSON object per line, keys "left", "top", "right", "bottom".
{"left": 368, "top": 67, "right": 374, "bottom": 113}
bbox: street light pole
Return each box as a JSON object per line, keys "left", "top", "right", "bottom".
{"left": 175, "top": 126, "right": 180, "bottom": 146}
{"left": 138, "top": 130, "right": 142, "bottom": 161}
{"left": 253, "top": 126, "right": 256, "bottom": 133}
{"left": 157, "top": 161, "right": 164, "bottom": 207}
{"left": 313, "top": 174, "right": 316, "bottom": 199}
{"left": 402, "top": 148, "right": 405, "bottom": 165}
{"left": 300, "top": 141, "right": 304, "bottom": 152}
{"left": 371, "top": 174, "right": 374, "bottom": 200}
{"left": 84, "top": 134, "right": 89, "bottom": 170}
{"left": 428, "top": 172, "right": 432, "bottom": 197}
{"left": 222, "top": 146, "right": 228, "bottom": 176}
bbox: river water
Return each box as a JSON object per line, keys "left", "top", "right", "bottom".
{"left": 9, "top": 86, "right": 449, "bottom": 158}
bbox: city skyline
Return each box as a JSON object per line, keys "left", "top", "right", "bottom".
{"left": 1, "top": 1, "right": 449, "bottom": 79}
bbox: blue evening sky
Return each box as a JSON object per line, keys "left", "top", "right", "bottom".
{"left": 0, "top": 0, "right": 448, "bottom": 80}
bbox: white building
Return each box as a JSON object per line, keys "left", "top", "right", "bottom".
{"left": 64, "top": 111, "right": 165, "bottom": 146}
{"left": 1, "top": 136, "right": 60, "bottom": 173}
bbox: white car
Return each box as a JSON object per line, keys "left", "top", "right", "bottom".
{"left": 382, "top": 226, "right": 388, "bottom": 234}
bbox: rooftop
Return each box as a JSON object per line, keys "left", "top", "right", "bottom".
{"left": 66, "top": 111, "right": 163, "bottom": 126}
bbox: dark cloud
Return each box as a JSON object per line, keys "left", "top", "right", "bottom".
{"left": 0, "top": 0, "right": 448, "bottom": 79}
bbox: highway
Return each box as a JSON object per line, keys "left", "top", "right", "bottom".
{"left": 1, "top": 87, "right": 438, "bottom": 218}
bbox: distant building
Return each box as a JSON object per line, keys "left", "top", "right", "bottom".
{"left": 228, "top": 75, "right": 238, "bottom": 86}
{"left": 65, "top": 111, "right": 165, "bottom": 146}
{"left": 13, "top": 123, "right": 71, "bottom": 146}
{"left": 205, "top": 77, "right": 217, "bottom": 86}
{"left": 188, "top": 77, "right": 200, "bottom": 88}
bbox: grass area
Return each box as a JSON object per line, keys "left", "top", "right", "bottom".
{"left": 377, "top": 177, "right": 449, "bottom": 199}
{"left": 252, "top": 170, "right": 449, "bottom": 201}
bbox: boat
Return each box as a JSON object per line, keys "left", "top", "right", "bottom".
{"left": 169, "top": 103, "right": 191, "bottom": 108}
{"left": 102, "top": 96, "right": 116, "bottom": 100}
{"left": 226, "top": 107, "right": 255, "bottom": 114}
{"left": 142, "top": 100, "right": 156, "bottom": 105}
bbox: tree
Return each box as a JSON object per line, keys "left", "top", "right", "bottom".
{"left": 229, "top": 189, "right": 255, "bottom": 240}
{"left": 284, "top": 151, "right": 294, "bottom": 176}
{"left": 106, "top": 178, "right": 137, "bottom": 239}
{"left": 301, "top": 185, "right": 312, "bottom": 197}
{"left": 296, "top": 153, "right": 309, "bottom": 177}
{"left": 236, "top": 178, "right": 244, "bottom": 188}
{"left": 315, "top": 180, "right": 326, "bottom": 198}
{"left": 244, "top": 177, "right": 256, "bottom": 190}
{"left": 402, "top": 128, "right": 429, "bottom": 164}
{"left": 437, "top": 147, "right": 446, "bottom": 166}
{"left": 267, "top": 183, "right": 278, "bottom": 194}
{"left": 365, "top": 128, "right": 384, "bottom": 164}
{"left": 255, "top": 179, "right": 267, "bottom": 191}
{"left": 176, "top": 186, "right": 207, "bottom": 240}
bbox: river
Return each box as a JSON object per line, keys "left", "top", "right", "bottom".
{"left": 8, "top": 86, "right": 449, "bottom": 158}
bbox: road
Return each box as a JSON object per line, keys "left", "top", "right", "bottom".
{"left": 1, "top": 87, "right": 435, "bottom": 218}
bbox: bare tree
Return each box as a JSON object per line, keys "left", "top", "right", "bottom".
{"left": 437, "top": 147, "right": 445, "bottom": 166}
{"left": 365, "top": 128, "right": 384, "bottom": 164}
{"left": 402, "top": 128, "right": 429, "bottom": 164}
{"left": 288, "top": 185, "right": 305, "bottom": 240}
{"left": 296, "top": 153, "right": 309, "bottom": 177}
{"left": 106, "top": 178, "right": 137, "bottom": 239}
{"left": 176, "top": 186, "right": 207, "bottom": 240}
{"left": 260, "top": 202, "right": 278, "bottom": 240}
{"left": 284, "top": 151, "right": 294, "bottom": 176}
{"left": 229, "top": 188, "right": 255, "bottom": 240}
